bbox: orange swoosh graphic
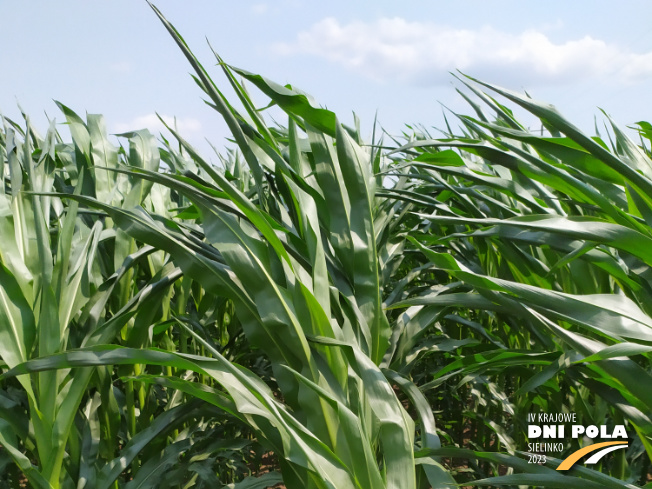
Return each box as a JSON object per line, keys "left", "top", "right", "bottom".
{"left": 557, "top": 441, "right": 628, "bottom": 471}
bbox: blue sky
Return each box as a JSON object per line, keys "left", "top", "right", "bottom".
{"left": 2, "top": 1, "right": 652, "bottom": 160}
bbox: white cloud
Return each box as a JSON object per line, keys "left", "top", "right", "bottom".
{"left": 273, "top": 18, "right": 652, "bottom": 87}
{"left": 251, "top": 3, "right": 268, "bottom": 15}
{"left": 113, "top": 114, "right": 202, "bottom": 136}
{"left": 109, "top": 61, "right": 132, "bottom": 73}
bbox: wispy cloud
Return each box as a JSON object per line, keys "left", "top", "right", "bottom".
{"left": 109, "top": 61, "right": 132, "bottom": 73}
{"left": 251, "top": 3, "right": 268, "bottom": 15}
{"left": 113, "top": 114, "right": 202, "bottom": 136}
{"left": 273, "top": 18, "right": 652, "bottom": 87}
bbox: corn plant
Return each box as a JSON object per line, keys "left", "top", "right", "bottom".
{"left": 1, "top": 3, "right": 651, "bottom": 488}
{"left": 382, "top": 78, "right": 652, "bottom": 486}
{"left": 0, "top": 110, "right": 225, "bottom": 488}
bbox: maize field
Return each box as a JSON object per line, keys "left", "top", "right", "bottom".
{"left": 0, "top": 4, "right": 651, "bottom": 488}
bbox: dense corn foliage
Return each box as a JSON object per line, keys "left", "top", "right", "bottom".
{"left": 0, "top": 4, "right": 650, "bottom": 488}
